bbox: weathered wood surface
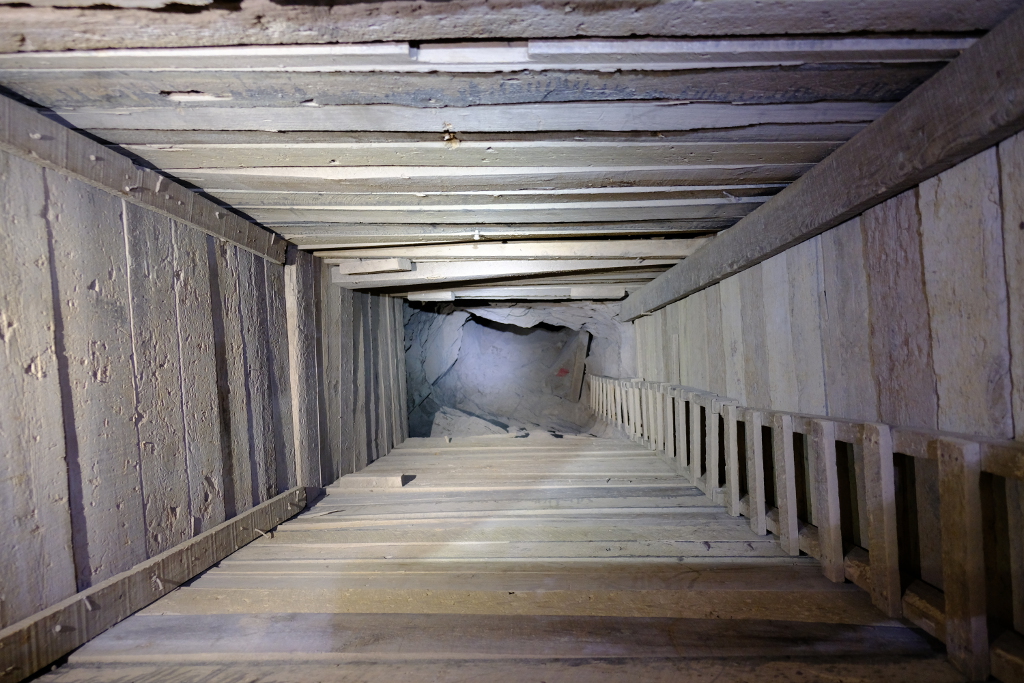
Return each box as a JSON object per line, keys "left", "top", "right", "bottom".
{"left": 0, "top": 151, "right": 76, "bottom": 628}
{"left": 47, "top": 170, "right": 148, "bottom": 588}
{"left": 0, "top": 0, "right": 1014, "bottom": 50}
{"left": 238, "top": 250, "right": 275, "bottom": 503}
{"left": 0, "top": 94, "right": 285, "bottom": 263}
{"left": 318, "top": 238, "right": 708, "bottom": 262}
{"left": 32, "top": 434, "right": 965, "bottom": 683}
{"left": 739, "top": 266, "right": 769, "bottom": 410}
{"left": 124, "top": 203, "right": 192, "bottom": 556}
{"left": 621, "top": 4, "right": 1024, "bottom": 320}
{"left": 999, "top": 130, "right": 1024, "bottom": 441}
{"left": 761, "top": 253, "right": 798, "bottom": 413}
{"left": 172, "top": 226, "right": 225, "bottom": 534}
{"left": 786, "top": 237, "right": 827, "bottom": 416}
{"left": 284, "top": 249, "right": 322, "bottom": 488}
{"left": 0, "top": 488, "right": 306, "bottom": 683}
{"left": 319, "top": 263, "right": 343, "bottom": 483}
{"left": 264, "top": 262, "right": 296, "bottom": 494}
{"left": 919, "top": 149, "right": 1012, "bottom": 439}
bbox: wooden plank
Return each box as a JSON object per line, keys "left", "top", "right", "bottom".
{"left": 284, "top": 249, "right": 322, "bottom": 488}
{"left": 739, "top": 265, "right": 770, "bottom": 410}
{"left": 0, "top": 488, "right": 306, "bottom": 683}
{"left": 332, "top": 259, "right": 679, "bottom": 289}
{"left": 761, "top": 252, "right": 798, "bottom": 412}
{"left": 998, "top": 130, "right": 1024, "bottom": 441}
{"left": 620, "top": 5, "right": 1024, "bottom": 321}
{"left": 704, "top": 284, "right": 726, "bottom": 397}
{"left": 237, "top": 250, "right": 276, "bottom": 504}
{"left": 121, "top": 139, "right": 844, "bottom": 169}
{"left": 394, "top": 297, "right": 409, "bottom": 442}
{"left": 317, "top": 238, "right": 708, "bottom": 262}
{"left": 214, "top": 242, "right": 254, "bottom": 514}
{"left": 786, "top": 236, "right": 827, "bottom": 415}
{"left": 334, "top": 258, "right": 412, "bottom": 275}
{"left": 771, "top": 414, "right": 799, "bottom": 555}
{"left": 0, "top": 151, "right": 76, "bottom": 628}
{"left": 265, "top": 262, "right": 297, "bottom": 493}
{"left": 688, "top": 289, "right": 709, "bottom": 392}
{"left": 0, "top": 94, "right": 286, "bottom": 263}
{"left": 718, "top": 276, "right": 746, "bottom": 404}
{"left": 861, "top": 189, "right": 939, "bottom": 429}
{"left": 919, "top": 148, "right": 1012, "bottom": 438}
{"left": 862, "top": 423, "right": 901, "bottom": 618}
{"left": 992, "top": 630, "right": 1024, "bottom": 683}
{"left": 319, "top": 264, "right": 343, "bottom": 483}
{"left": 124, "top": 203, "right": 191, "bottom": 556}
{"left": 811, "top": 420, "right": 845, "bottom": 582}
{"left": 745, "top": 410, "right": 768, "bottom": 536}
{"left": 1006, "top": 479, "right": 1024, "bottom": 633}
{"left": 171, "top": 225, "right": 225, "bottom": 534}
{"left": 46, "top": 170, "right": 148, "bottom": 588}
{"left": 56, "top": 101, "right": 891, "bottom": 133}
{"left": 406, "top": 285, "right": 627, "bottom": 301}
{"left": 338, "top": 286, "right": 357, "bottom": 469}
{"left": 820, "top": 217, "right": 879, "bottom": 422}
{"left": 935, "top": 437, "right": 989, "bottom": 680}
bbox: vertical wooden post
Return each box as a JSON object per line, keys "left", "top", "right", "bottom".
{"left": 745, "top": 409, "right": 767, "bottom": 535}
{"left": 772, "top": 413, "right": 800, "bottom": 556}
{"left": 707, "top": 399, "right": 722, "bottom": 500}
{"left": 724, "top": 403, "right": 741, "bottom": 517}
{"left": 1007, "top": 478, "right": 1024, "bottom": 633}
{"left": 935, "top": 437, "right": 989, "bottom": 681}
{"left": 675, "top": 390, "right": 689, "bottom": 478}
{"left": 690, "top": 395, "right": 703, "bottom": 486}
{"left": 810, "top": 419, "right": 844, "bottom": 582}
{"left": 664, "top": 388, "right": 676, "bottom": 461}
{"left": 863, "top": 423, "right": 902, "bottom": 617}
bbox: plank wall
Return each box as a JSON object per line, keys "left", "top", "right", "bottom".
{"left": 0, "top": 147, "right": 407, "bottom": 631}
{"left": 635, "top": 130, "right": 1024, "bottom": 443}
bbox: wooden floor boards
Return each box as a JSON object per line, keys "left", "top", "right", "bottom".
{"left": 41, "top": 434, "right": 963, "bottom": 682}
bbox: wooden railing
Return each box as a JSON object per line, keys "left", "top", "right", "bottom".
{"left": 588, "top": 375, "right": 1024, "bottom": 682}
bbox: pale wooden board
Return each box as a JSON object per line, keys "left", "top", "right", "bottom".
{"left": 316, "top": 238, "right": 708, "bottom": 262}
{"left": 352, "top": 291, "right": 371, "bottom": 472}
{"left": 718, "top": 276, "right": 746, "bottom": 404}
{"left": 46, "top": 170, "right": 148, "bottom": 587}
{"left": 704, "top": 284, "right": 726, "bottom": 397}
{"left": 54, "top": 101, "right": 891, "bottom": 133}
{"left": 236, "top": 251, "right": 274, "bottom": 503}
{"left": 919, "top": 148, "right": 1012, "bottom": 439}
{"left": 337, "top": 286, "right": 357, "bottom": 475}
{"left": 264, "top": 262, "right": 296, "bottom": 493}
{"left": 213, "top": 242, "right": 253, "bottom": 514}
{"left": 738, "top": 265, "right": 770, "bottom": 410}
{"left": 318, "top": 263, "right": 343, "bottom": 483}
{"left": 998, "top": 131, "right": 1024, "bottom": 441}
{"left": 124, "top": 203, "right": 191, "bottom": 556}
{"left": 785, "top": 236, "right": 827, "bottom": 416}
{"left": 0, "top": 151, "right": 76, "bottom": 627}
{"left": 760, "top": 252, "right": 799, "bottom": 413}
{"left": 819, "top": 217, "right": 879, "bottom": 422}
{"left": 171, "top": 225, "right": 225, "bottom": 533}
{"left": 687, "top": 289, "right": 709, "bottom": 392}
{"left": 861, "top": 188, "right": 939, "bottom": 430}
{"left": 284, "top": 249, "right": 322, "bottom": 488}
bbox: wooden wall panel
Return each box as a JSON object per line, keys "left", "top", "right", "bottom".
{"left": 761, "top": 252, "right": 799, "bottom": 413}
{"left": 47, "top": 170, "right": 148, "bottom": 588}
{"left": 171, "top": 224, "right": 225, "bottom": 533}
{"left": 705, "top": 284, "right": 727, "bottom": 397}
{"left": 338, "top": 286, "right": 356, "bottom": 474}
{"left": 820, "top": 217, "right": 879, "bottom": 422}
{"left": 999, "top": 131, "right": 1024, "bottom": 441}
{"left": 0, "top": 152, "right": 76, "bottom": 627}
{"left": 265, "top": 262, "right": 297, "bottom": 493}
{"left": 862, "top": 188, "right": 939, "bottom": 430}
{"left": 786, "top": 237, "right": 827, "bottom": 415}
{"left": 920, "top": 148, "right": 1012, "bottom": 439}
{"left": 238, "top": 251, "right": 276, "bottom": 503}
{"left": 124, "top": 203, "right": 191, "bottom": 556}
{"left": 739, "top": 264, "right": 770, "bottom": 410}
{"left": 284, "top": 250, "right": 323, "bottom": 487}
{"left": 688, "top": 289, "right": 709, "bottom": 391}
{"left": 719, "top": 276, "right": 747, "bottom": 405}
{"left": 319, "top": 264, "right": 343, "bottom": 483}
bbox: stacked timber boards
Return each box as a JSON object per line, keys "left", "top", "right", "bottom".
{"left": 42, "top": 434, "right": 961, "bottom": 682}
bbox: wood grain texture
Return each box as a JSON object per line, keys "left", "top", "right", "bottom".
{"left": 919, "top": 148, "right": 1012, "bottom": 439}
{"left": 861, "top": 188, "right": 939, "bottom": 430}
{"left": 786, "top": 236, "right": 828, "bottom": 415}
{"left": 124, "top": 203, "right": 191, "bottom": 556}
{"left": 704, "top": 284, "right": 726, "bottom": 397}
{"left": 171, "top": 225, "right": 225, "bottom": 535}
{"left": 621, "top": 4, "right": 1024, "bottom": 320}
{"left": 761, "top": 252, "right": 799, "bottom": 413}
{"left": 319, "top": 264, "right": 343, "bottom": 484}
{"left": 861, "top": 424, "right": 901, "bottom": 618}
{"left": 264, "top": 262, "right": 296, "bottom": 493}
{"left": 238, "top": 251, "right": 275, "bottom": 503}
{"left": 820, "top": 217, "right": 878, "bottom": 422}
{"left": 999, "top": 131, "right": 1024, "bottom": 441}
{"left": 0, "top": 151, "right": 76, "bottom": 628}
{"left": 284, "top": 249, "right": 322, "bottom": 488}
{"left": 687, "top": 289, "right": 709, "bottom": 392}
{"left": 719, "top": 276, "right": 746, "bottom": 405}
{"left": 739, "top": 265, "right": 770, "bottom": 410}
{"left": 46, "top": 169, "right": 148, "bottom": 588}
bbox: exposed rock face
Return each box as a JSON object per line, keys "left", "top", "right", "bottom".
{"left": 405, "top": 301, "right": 635, "bottom": 437}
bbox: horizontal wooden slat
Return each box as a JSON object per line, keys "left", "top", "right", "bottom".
{"left": 316, "top": 238, "right": 709, "bottom": 261}
{"left": 406, "top": 285, "right": 627, "bottom": 301}
{"left": 51, "top": 101, "right": 893, "bottom": 133}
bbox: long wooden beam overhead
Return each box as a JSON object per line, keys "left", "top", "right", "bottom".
{"left": 620, "top": 3, "right": 1024, "bottom": 321}
{"left": 0, "top": 94, "right": 287, "bottom": 263}
{"left": 316, "top": 238, "right": 709, "bottom": 262}
{"left": 405, "top": 286, "right": 627, "bottom": 302}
